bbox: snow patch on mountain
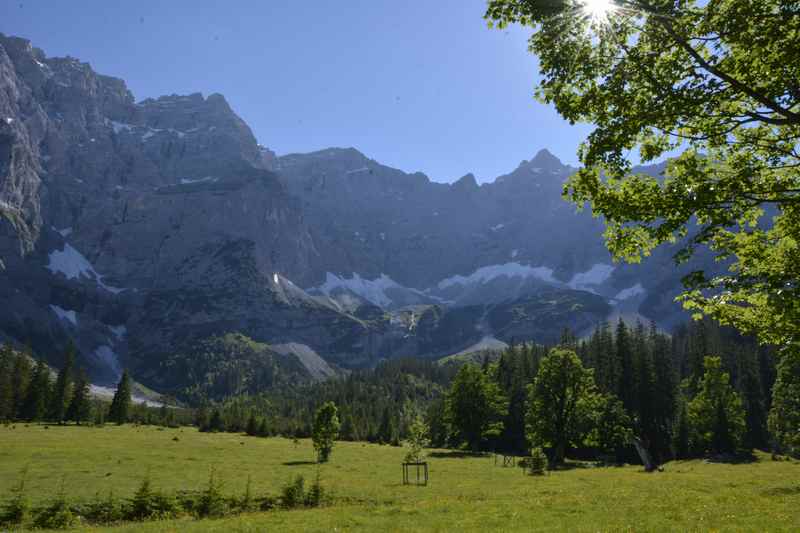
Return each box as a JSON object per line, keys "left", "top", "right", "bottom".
{"left": 92, "top": 345, "right": 122, "bottom": 378}
{"left": 180, "top": 176, "right": 218, "bottom": 185}
{"left": 437, "top": 262, "right": 557, "bottom": 290}
{"left": 46, "top": 243, "right": 125, "bottom": 294}
{"left": 313, "top": 272, "right": 405, "bottom": 308}
{"left": 108, "top": 324, "right": 127, "bottom": 341}
{"left": 567, "top": 263, "right": 615, "bottom": 293}
{"left": 50, "top": 304, "right": 77, "bottom": 326}
{"left": 614, "top": 283, "right": 646, "bottom": 301}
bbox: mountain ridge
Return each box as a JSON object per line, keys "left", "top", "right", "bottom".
{"left": 0, "top": 34, "right": 694, "bottom": 394}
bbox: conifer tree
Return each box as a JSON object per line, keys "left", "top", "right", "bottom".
{"left": 49, "top": 343, "right": 75, "bottom": 424}
{"left": 0, "top": 344, "right": 17, "bottom": 420}
{"left": 377, "top": 405, "right": 396, "bottom": 445}
{"left": 737, "top": 349, "right": 769, "bottom": 450}
{"left": 22, "top": 359, "right": 51, "bottom": 421}
{"left": 11, "top": 350, "right": 32, "bottom": 420}
{"left": 208, "top": 409, "right": 225, "bottom": 432}
{"left": 673, "top": 395, "right": 691, "bottom": 460}
{"left": 108, "top": 370, "right": 132, "bottom": 425}
{"left": 616, "top": 320, "right": 635, "bottom": 412}
{"left": 768, "top": 350, "right": 800, "bottom": 457}
{"left": 66, "top": 368, "right": 91, "bottom": 424}
{"left": 245, "top": 412, "right": 258, "bottom": 436}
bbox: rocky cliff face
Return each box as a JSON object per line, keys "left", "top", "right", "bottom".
{"left": 0, "top": 34, "right": 687, "bottom": 389}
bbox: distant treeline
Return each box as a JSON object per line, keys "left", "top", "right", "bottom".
{"left": 0, "top": 344, "right": 192, "bottom": 427}
{"left": 1, "top": 317, "right": 792, "bottom": 464}
{"left": 183, "top": 318, "right": 786, "bottom": 464}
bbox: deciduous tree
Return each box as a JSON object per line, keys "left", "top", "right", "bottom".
{"left": 485, "top": 0, "right": 800, "bottom": 351}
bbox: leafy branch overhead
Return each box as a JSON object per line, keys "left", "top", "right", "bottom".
{"left": 485, "top": 0, "right": 800, "bottom": 349}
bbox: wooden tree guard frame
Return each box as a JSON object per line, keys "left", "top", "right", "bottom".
{"left": 402, "top": 462, "right": 428, "bottom": 486}
{"left": 494, "top": 453, "right": 517, "bottom": 467}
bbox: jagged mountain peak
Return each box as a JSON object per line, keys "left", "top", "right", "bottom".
{"left": 452, "top": 173, "right": 478, "bottom": 190}
{"left": 523, "top": 148, "right": 566, "bottom": 171}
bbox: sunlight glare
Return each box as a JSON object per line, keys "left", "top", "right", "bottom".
{"left": 581, "top": 0, "right": 617, "bottom": 25}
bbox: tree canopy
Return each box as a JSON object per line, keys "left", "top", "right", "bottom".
{"left": 485, "top": 0, "right": 800, "bottom": 351}
{"left": 312, "top": 401, "right": 340, "bottom": 463}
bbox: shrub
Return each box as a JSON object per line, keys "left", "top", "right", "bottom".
{"left": 305, "top": 469, "right": 328, "bottom": 508}
{"left": 127, "top": 477, "right": 181, "bottom": 521}
{"left": 32, "top": 498, "right": 77, "bottom": 530}
{"left": 82, "top": 491, "right": 124, "bottom": 524}
{"left": 0, "top": 467, "right": 30, "bottom": 525}
{"left": 196, "top": 469, "right": 227, "bottom": 518}
{"left": 281, "top": 475, "right": 305, "bottom": 509}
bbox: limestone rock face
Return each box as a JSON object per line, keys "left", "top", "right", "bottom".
{"left": 0, "top": 34, "right": 689, "bottom": 390}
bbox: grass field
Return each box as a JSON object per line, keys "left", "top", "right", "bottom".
{"left": 1, "top": 424, "right": 799, "bottom": 532}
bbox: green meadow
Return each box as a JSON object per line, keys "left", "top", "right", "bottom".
{"left": 1, "top": 424, "right": 799, "bottom": 532}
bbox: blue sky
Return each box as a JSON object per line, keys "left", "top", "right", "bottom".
{"left": 1, "top": 0, "right": 593, "bottom": 182}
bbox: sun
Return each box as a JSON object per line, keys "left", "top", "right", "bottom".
{"left": 581, "top": 0, "right": 617, "bottom": 25}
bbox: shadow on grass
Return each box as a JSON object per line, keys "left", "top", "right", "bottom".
{"left": 702, "top": 451, "right": 758, "bottom": 464}
{"left": 549, "top": 461, "right": 597, "bottom": 471}
{"left": 762, "top": 485, "right": 800, "bottom": 497}
{"left": 282, "top": 460, "right": 317, "bottom": 466}
{"left": 428, "top": 451, "right": 489, "bottom": 459}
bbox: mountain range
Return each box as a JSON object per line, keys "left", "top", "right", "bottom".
{"left": 0, "top": 34, "right": 698, "bottom": 395}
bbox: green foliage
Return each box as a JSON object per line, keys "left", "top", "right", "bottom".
{"left": 196, "top": 468, "right": 227, "bottom": 518}
{"left": 109, "top": 370, "right": 132, "bottom": 425}
{"left": 280, "top": 475, "right": 306, "bottom": 509}
{"left": 21, "top": 358, "right": 50, "bottom": 421}
{"left": 49, "top": 344, "right": 74, "bottom": 424}
{"left": 528, "top": 447, "right": 547, "bottom": 476}
{"left": 32, "top": 483, "right": 76, "bottom": 530}
{"left": 688, "top": 357, "right": 746, "bottom": 455}
{"left": 157, "top": 333, "right": 309, "bottom": 403}
{"left": 305, "top": 469, "right": 327, "bottom": 508}
{"left": 0, "top": 466, "right": 29, "bottom": 525}
{"left": 128, "top": 476, "right": 181, "bottom": 521}
{"left": 312, "top": 402, "right": 340, "bottom": 463}
{"left": 526, "top": 349, "right": 597, "bottom": 464}
{"left": 0, "top": 344, "right": 14, "bottom": 421}
{"left": 673, "top": 396, "right": 691, "bottom": 460}
{"left": 66, "top": 368, "right": 91, "bottom": 424}
{"left": 587, "top": 394, "right": 633, "bottom": 459}
{"left": 404, "top": 415, "right": 430, "bottom": 463}
{"left": 768, "top": 350, "right": 800, "bottom": 457}
{"left": 444, "top": 363, "right": 508, "bottom": 451}
{"left": 485, "top": 0, "right": 800, "bottom": 351}
{"left": 82, "top": 491, "right": 124, "bottom": 524}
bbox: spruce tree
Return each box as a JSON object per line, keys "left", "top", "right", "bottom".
{"left": 11, "top": 351, "right": 32, "bottom": 420}
{"left": 208, "top": 409, "right": 225, "bottom": 432}
{"left": 673, "top": 396, "right": 691, "bottom": 459}
{"left": 737, "top": 349, "right": 769, "bottom": 450}
{"left": 66, "top": 368, "right": 91, "bottom": 425}
{"left": 49, "top": 344, "right": 75, "bottom": 424}
{"left": 0, "top": 344, "right": 17, "bottom": 421}
{"left": 616, "top": 320, "right": 635, "bottom": 413}
{"left": 22, "top": 359, "right": 51, "bottom": 421}
{"left": 768, "top": 350, "right": 800, "bottom": 457}
{"left": 108, "top": 370, "right": 132, "bottom": 425}
{"left": 377, "top": 405, "right": 396, "bottom": 445}
{"left": 245, "top": 413, "right": 258, "bottom": 436}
